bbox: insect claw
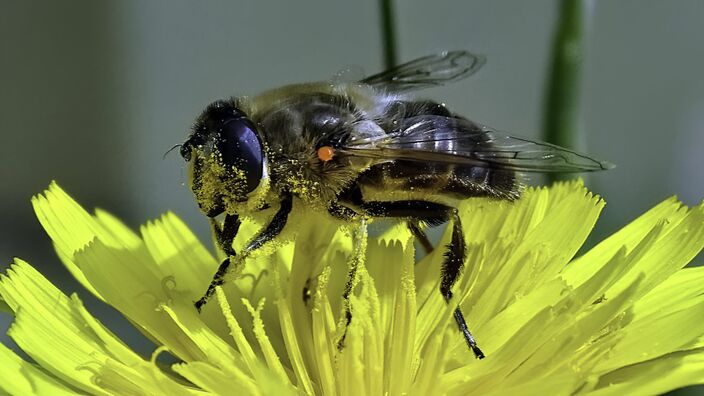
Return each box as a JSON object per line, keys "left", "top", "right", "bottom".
{"left": 194, "top": 299, "right": 205, "bottom": 313}
{"left": 453, "top": 307, "right": 485, "bottom": 359}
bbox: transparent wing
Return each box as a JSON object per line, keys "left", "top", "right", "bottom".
{"left": 360, "top": 51, "right": 486, "bottom": 92}
{"left": 342, "top": 116, "right": 614, "bottom": 173}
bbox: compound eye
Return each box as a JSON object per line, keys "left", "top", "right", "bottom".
{"left": 217, "top": 118, "right": 263, "bottom": 194}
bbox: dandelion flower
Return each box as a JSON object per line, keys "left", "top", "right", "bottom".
{"left": 1, "top": 180, "right": 703, "bottom": 395}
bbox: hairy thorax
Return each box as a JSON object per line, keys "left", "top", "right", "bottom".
{"left": 249, "top": 88, "right": 377, "bottom": 208}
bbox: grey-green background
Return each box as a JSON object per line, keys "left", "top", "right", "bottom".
{"left": 1, "top": 1, "right": 703, "bottom": 394}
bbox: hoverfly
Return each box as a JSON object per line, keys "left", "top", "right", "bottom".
{"left": 180, "top": 51, "right": 612, "bottom": 359}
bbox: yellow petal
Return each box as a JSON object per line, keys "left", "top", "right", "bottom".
{"left": 0, "top": 259, "right": 194, "bottom": 394}
{"left": 0, "top": 342, "right": 76, "bottom": 395}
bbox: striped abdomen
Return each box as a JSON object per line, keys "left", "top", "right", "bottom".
{"left": 356, "top": 99, "right": 520, "bottom": 201}
{"left": 357, "top": 159, "right": 519, "bottom": 202}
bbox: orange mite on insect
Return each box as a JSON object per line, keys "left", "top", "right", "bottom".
{"left": 317, "top": 146, "right": 336, "bottom": 162}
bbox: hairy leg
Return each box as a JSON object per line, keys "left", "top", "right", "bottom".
{"left": 408, "top": 220, "right": 434, "bottom": 255}
{"left": 336, "top": 220, "right": 367, "bottom": 349}
{"left": 359, "top": 200, "right": 485, "bottom": 358}
{"left": 441, "top": 211, "right": 484, "bottom": 359}
{"left": 210, "top": 214, "right": 240, "bottom": 257}
{"left": 195, "top": 192, "right": 293, "bottom": 311}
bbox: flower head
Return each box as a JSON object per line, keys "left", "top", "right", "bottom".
{"left": 1, "top": 181, "right": 703, "bottom": 395}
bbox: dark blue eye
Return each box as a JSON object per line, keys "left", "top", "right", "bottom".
{"left": 218, "top": 118, "right": 263, "bottom": 194}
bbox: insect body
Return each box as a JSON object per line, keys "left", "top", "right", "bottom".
{"left": 180, "top": 51, "right": 612, "bottom": 358}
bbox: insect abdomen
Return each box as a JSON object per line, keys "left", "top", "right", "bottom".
{"left": 358, "top": 97, "right": 520, "bottom": 201}
{"left": 358, "top": 160, "right": 519, "bottom": 201}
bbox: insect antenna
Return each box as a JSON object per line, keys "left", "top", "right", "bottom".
{"left": 163, "top": 144, "right": 183, "bottom": 160}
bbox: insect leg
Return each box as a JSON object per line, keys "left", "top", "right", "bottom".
{"left": 443, "top": 211, "right": 485, "bottom": 359}
{"left": 195, "top": 192, "right": 293, "bottom": 311}
{"left": 360, "top": 200, "right": 451, "bottom": 226}
{"left": 340, "top": 185, "right": 439, "bottom": 253}
{"left": 337, "top": 219, "right": 367, "bottom": 350}
{"left": 408, "top": 220, "right": 434, "bottom": 255}
{"left": 327, "top": 202, "right": 359, "bottom": 221}
{"left": 197, "top": 214, "right": 240, "bottom": 311}
{"left": 351, "top": 198, "right": 485, "bottom": 358}
{"left": 210, "top": 214, "right": 241, "bottom": 257}
{"left": 244, "top": 192, "right": 293, "bottom": 251}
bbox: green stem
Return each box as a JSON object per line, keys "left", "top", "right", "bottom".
{"left": 544, "top": 0, "right": 584, "bottom": 183}
{"left": 379, "top": 0, "right": 398, "bottom": 69}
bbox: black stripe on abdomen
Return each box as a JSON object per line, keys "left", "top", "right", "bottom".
{"left": 358, "top": 161, "right": 518, "bottom": 199}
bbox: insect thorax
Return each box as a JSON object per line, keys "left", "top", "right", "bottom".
{"left": 249, "top": 91, "right": 372, "bottom": 208}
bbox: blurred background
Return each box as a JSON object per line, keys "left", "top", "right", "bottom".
{"left": 1, "top": 0, "right": 702, "bottom": 393}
